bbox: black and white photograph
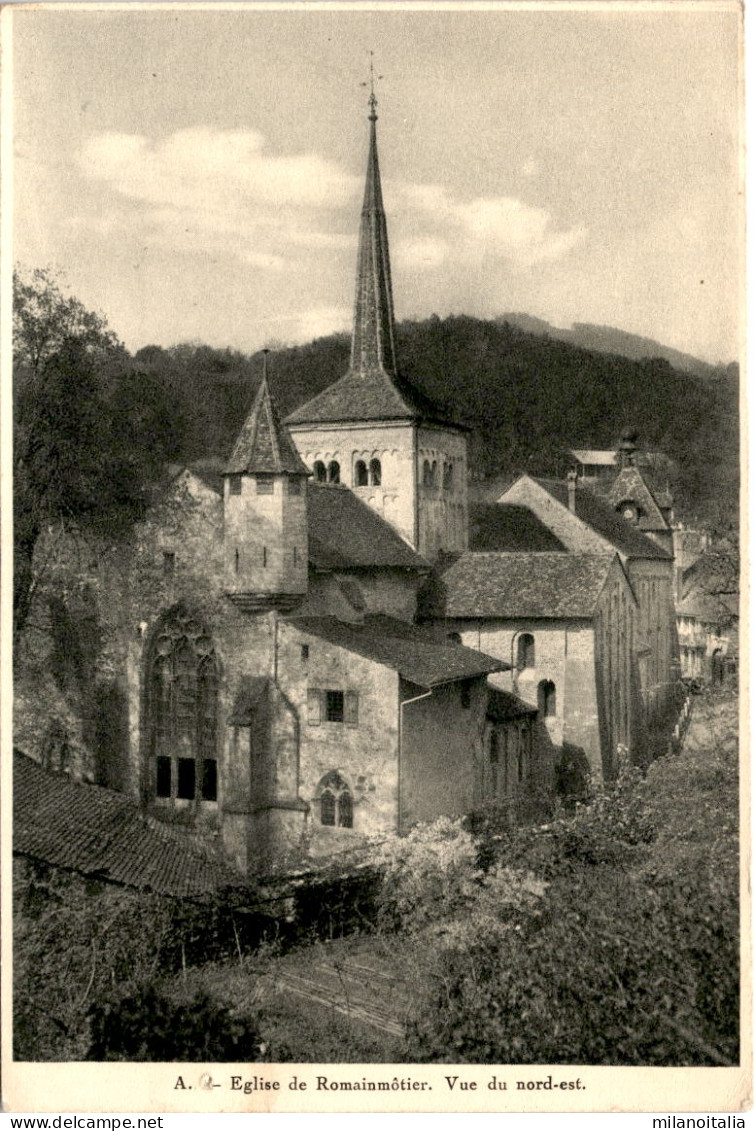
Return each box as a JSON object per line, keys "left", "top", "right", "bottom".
{"left": 2, "top": 1, "right": 746, "bottom": 1115}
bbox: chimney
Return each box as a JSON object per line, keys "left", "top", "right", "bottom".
{"left": 567, "top": 467, "right": 577, "bottom": 512}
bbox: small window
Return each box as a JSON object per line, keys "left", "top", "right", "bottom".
{"left": 234, "top": 548, "right": 240, "bottom": 574}
{"left": 355, "top": 460, "right": 368, "bottom": 487}
{"left": 538, "top": 680, "right": 557, "bottom": 719}
{"left": 369, "top": 458, "right": 381, "bottom": 486}
{"left": 326, "top": 689, "right": 344, "bottom": 722}
{"left": 448, "top": 631, "right": 462, "bottom": 644}
{"left": 156, "top": 756, "right": 172, "bottom": 798}
{"left": 314, "top": 461, "right": 327, "bottom": 483}
{"left": 262, "top": 546, "right": 267, "bottom": 567}
{"left": 318, "top": 771, "right": 353, "bottom": 829}
{"left": 177, "top": 758, "right": 196, "bottom": 800}
{"left": 256, "top": 475, "right": 274, "bottom": 494}
{"left": 517, "top": 634, "right": 535, "bottom": 671}
{"left": 460, "top": 681, "right": 472, "bottom": 709}
{"left": 443, "top": 462, "right": 453, "bottom": 491}
{"left": 163, "top": 551, "right": 175, "bottom": 579}
{"left": 201, "top": 759, "right": 217, "bottom": 802}
{"left": 422, "top": 459, "right": 432, "bottom": 488}
{"left": 327, "top": 461, "right": 340, "bottom": 484}
{"left": 288, "top": 476, "right": 302, "bottom": 495}
{"left": 229, "top": 474, "right": 242, "bottom": 496}
{"left": 301, "top": 644, "right": 310, "bottom": 662}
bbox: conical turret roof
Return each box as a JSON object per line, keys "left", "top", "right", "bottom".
{"left": 226, "top": 370, "right": 310, "bottom": 476}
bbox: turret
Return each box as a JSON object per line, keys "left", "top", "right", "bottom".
{"left": 224, "top": 354, "right": 310, "bottom": 610}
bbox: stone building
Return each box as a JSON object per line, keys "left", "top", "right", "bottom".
{"left": 420, "top": 552, "right": 640, "bottom": 784}
{"left": 15, "top": 91, "right": 682, "bottom": 875}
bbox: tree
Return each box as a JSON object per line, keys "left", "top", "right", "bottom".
{"left": 13, "top": 267, "right": 178, "bottom": 637}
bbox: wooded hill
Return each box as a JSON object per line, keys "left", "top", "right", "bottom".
{"left": 133, "top": 315, "right": 738, "bottom": 528}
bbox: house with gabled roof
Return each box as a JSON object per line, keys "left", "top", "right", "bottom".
{"left": 419, "top": 552, "right": 640, "bottom": 784}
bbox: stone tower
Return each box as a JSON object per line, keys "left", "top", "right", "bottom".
{"left": 286, "top": 90, "right": 468, "bottom": 561}
{"left": 224, "top": 356, "right": 310, "bottom": 609}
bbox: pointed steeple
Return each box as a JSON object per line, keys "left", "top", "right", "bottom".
{"left": 226, "top": 353, "right": 309, "bottom": 476}
{"left": 350, "top": 86, "right": 397, "bottom": 377}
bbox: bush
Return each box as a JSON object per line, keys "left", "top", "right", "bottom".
{"left": 88, "top": 983, "right": 265, "bottom": 1062}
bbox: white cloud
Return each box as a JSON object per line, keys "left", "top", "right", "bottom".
{"left": 77, "top": 128, "right": 360, "bottom": 268}
{"left": 392, "top": 179, "right": 586, "bottom": 269}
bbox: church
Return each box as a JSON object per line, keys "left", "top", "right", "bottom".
{"left": 17, "top": 90, "right": 681, "bottom": 877}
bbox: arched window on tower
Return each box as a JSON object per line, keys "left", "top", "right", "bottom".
{"left": 431, "top": 460, "right": 438, "bottom": 488}
{"left": 369, "top": 458, "right": 381, "bottom": 486}
{"left": 327, "top": 461, "right": 340, "bottom": 484}
{"left": 422, "top": 459, "right": 432, "bottom": 488}
{"left": 147, "top": 608, "right": 218, "bottom": 805}
{"left": 443, "top": 462, "right": 453, "bottom": 491}
{"left": 354, "top": 460, "right": 368, "bottom": 487}
{"left": 538, "top": 680, "right": 557, "bottom": 719}
{"left": 516, "top": 633, "right": 535, "bottom": 671}
{"left": 317, "top": 771, "right": 353, "bottom": 828}
{"left": 313, "top": 460, "right": 326, "bottom": 483}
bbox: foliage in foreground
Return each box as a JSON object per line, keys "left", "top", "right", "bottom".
{"left": 381, "top": 695, "right": 739, "bottom": 1066}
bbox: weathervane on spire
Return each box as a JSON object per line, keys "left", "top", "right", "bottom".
{"left": 361, "top": 50, "right": 382, "bottom": 120}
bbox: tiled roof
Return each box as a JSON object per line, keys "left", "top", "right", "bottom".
{"left": 533, "top": 478, "right": 671, "bottom": 560}
{"left": 286, "top": 368, "right": 462, "bottom": 429}
{"left": 420, "top": 552, "right": 619, "bottom": 619}
{"left": 13, "top": 752, "right": 244, "bottom": 899}
{"left": 308, "top": 483, "right": 429, "bottom": 572}
{"left": 599, "top": 465, "right": 670, "bottom": 531}
{"left": 226, "top": 375, "right": 310, "bottom": 476}
{"left": 486, "top": 686, "right": 537, "bottom": 721}
{"left": 286, "top": 614, "right": 508, "bottom": 687}
{"left": 469, "top": 503, "right": 567, "bottom": 552}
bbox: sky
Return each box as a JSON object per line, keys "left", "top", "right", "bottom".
{"left": 11, "top": 4, "right": 742, "bottom": 365}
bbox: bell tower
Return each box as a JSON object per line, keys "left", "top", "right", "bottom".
{"left": 224, "top": 354, "right": 310, "bottom": 610}
{"left": 286, "top": 82, "right": 468, "bottom": 561}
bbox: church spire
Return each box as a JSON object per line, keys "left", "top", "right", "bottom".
{"left": 350, "top": 78, "right": 398, "bottom": 377}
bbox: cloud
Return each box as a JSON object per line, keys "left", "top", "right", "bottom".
{"left": 259, "top": 305, "right": 351, "bottom": 345}
{"left": 392, "top": 180, "right": 586, "bottom": 270}
{"left": 77, "top": 128, "right": 360, "bottom": 267}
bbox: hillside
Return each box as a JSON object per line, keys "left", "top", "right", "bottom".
{"left": 497, "top": 313, "right": 732, "bottom": 379}
{"left": 134, "top": 315, "right": 739, "bottom": 527}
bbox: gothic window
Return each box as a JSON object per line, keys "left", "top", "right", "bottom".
{"left": 327, "top": 461, "right": 340, "bottom": 484}
{"left": 147, "top": 609, "right": 218, "bottom": 804}
{"left": 517, "top": 633, "right": 535, "bottom": 671}
{"left": 369, "top": 458, "right": 382, "bottom": 486}
{"left": 318, "top": 771, "right": 353, "bottom": 828}
{"left": 538, "top": 680, "right": 557, "bottom": 719}
{"left": 355, "top": 460, "right": 368, "bottom": 486}
{"left": 314, "top": 460, "right": 327, "bottom": 483}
